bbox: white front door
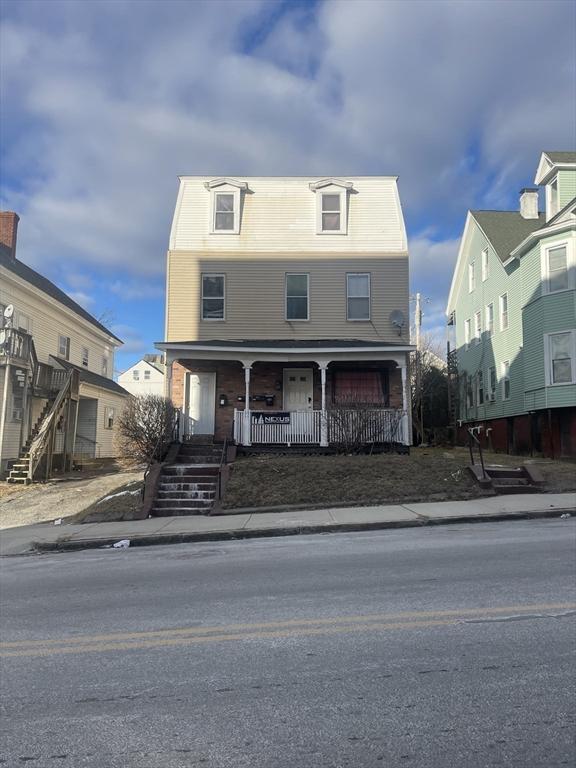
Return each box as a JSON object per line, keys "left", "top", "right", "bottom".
{"left": 186, "top": 372, "right": 216, "bottom": 435}
{"left": 283, "top": 368, "right": 314, "bottom": 411}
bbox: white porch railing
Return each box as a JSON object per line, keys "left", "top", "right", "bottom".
{"left": 234, "top": 409, "right": 409, "bottom": 447}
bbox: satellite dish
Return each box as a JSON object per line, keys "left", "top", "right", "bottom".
{"left": 389, "top": 309, "right": 406, "bottom": 330}
{"left": 4, "top": 305, "right": 14, "bottom": 319}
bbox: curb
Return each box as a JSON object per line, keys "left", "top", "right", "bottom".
{"left": 32, "top": 507, "right": 574, "bottom": 553}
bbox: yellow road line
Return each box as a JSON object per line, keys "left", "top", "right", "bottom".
{"left": 1, "top": 603, "right": 574, "bottom": 658}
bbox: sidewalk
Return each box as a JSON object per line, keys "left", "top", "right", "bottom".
{"left": 1, "top": 493, "right": 574, "bottom": 556}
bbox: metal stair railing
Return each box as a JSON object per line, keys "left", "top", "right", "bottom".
{"left": 467, "top": 427, "right": 487, "bottom": 480}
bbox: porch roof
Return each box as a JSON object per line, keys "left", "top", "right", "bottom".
{"left": 156, "top": 338, "right": 413, "bottom": 352}
{"left": 156, "top": 338, "right": 413, "bottom": 367}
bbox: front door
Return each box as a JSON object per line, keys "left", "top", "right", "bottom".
{"left": 283, "top": 368, "right": 313, "bottom": 411}
{"left": 185, "top": 372, "right": 216, "bottom": 435}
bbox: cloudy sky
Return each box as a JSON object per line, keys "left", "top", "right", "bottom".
{"left": 1, "top": 0, "right": 575, "bottom": 373}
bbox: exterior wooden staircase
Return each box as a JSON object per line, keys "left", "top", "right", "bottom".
{"left": 6, "top": 398, "right": 55, "bottom": 484}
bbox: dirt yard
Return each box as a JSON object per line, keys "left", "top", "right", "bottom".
{"left": 0, "top": 469, "right": 144, "bottom": 529}
{"left": 222, "top": 447, "right": 576, "bottom": 510}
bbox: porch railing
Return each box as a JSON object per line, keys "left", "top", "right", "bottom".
{"left": 234, "top": 408, "right": 409, "bottom": 446}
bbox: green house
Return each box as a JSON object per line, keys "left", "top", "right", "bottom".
{"left": 446, "top": 151, "right": 576, "bottom": 457}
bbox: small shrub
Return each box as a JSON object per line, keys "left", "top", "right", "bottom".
{"left": 117, "top": 395, "right": 176, "bottom": 463}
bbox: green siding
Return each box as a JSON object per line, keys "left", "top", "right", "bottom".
{"left": 452, "top": 220, "right": 524, "bottom": 422}
{"left": 557, "top": 169, "right": 576, "bottom": 209}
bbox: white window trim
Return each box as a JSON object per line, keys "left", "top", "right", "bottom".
{"left": 315, "top": 189, "right": 348, "bottom": 235}
{"left": 81, "top": 346, "right": 89, "bottom": 367}
{"left": 501, "top": 360, "right": 510, "bottom": 401}
{"left": 474, "top": 310, "right": 482, "bottom": 345}
{"left": 468, "top": 262, "right": 475, "bottom": 293}
{"left": 544, "top": 330, "right": 576, "bottom": 386}
{"left": 104, "top": 407, "right": 116, "bottom": 430}
{"left": 465, "top": 318, "right": 471, "bottom": 349}
{"left": 499, "top": 293, "right": 509, "bottom": 331}
{"left": 476, "top": 371, "right": 484, "bottom": 405}
{"left": 481, "top": 248, "right": 489, "bottom": 282}
{"left": 201, "top": 273, "right": 226, "bottom": 322}
{"left": 58, "top": 335, "right": 70, "bottom": 360}
{"left": 488, "top": 366, "right": 497, "bottom": 400}
{"left": 210, "top": 188, "right": 241, "bottom": 234}
{"left": 285, "top": 273, "right": 310, "bottom": 322}
{"left": 346, "top": 273, "right": 371, "bottom": 321}
{"left": 485, "top": 303, "right": 494, "bottom": 336}
{"left": 541, "top": 237, "right": 574, "bottom": 295}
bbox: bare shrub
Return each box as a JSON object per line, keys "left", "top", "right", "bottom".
{"left": 117, "top": 395, "right": 176, "bottom": 463}
{"left": 328, "top": 397, "right": 404, "bottom": 453}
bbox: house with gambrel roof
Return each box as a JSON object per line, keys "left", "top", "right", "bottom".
{"left": 446, "top": 151, "right": 576, "bottom": 457}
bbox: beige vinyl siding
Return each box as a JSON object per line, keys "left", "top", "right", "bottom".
{"left": 170, "top": 177, "right": 407, "bottom": 254}
{"left": 0, "top": 369, "right": 23, "bottom": 465}
{"left": 166, "top": 253, "right": 409, "bottom": 343}
{"left": 0, "top": 268, "right": 117, "bottom": 374}
{"left": 79, "top": 383, "right": 127, "bottom": 457}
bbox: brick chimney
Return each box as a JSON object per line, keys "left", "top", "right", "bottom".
{"left": 0, "top": 211, "right": 20, "bottom": 260}
{"left": 519, "top": 188, "right": 539, "bottom": 220}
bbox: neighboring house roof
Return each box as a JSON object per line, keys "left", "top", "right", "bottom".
{"left": 51, "top": 356, "right": 129, "bottom": 396}
{"left": 157, "top": 339, "right": 412, "bottom": 349}
{"left": 470, "top": 211, "right": 545, "bottom": 262}
{"left": 119, "top": 357, "right": 165, "bottom": 377}
{"left": 0, "top": 246, "right": 122, "bottom": 343}
{"left": 544, "top": 151, "right": 576, "bottom": 163}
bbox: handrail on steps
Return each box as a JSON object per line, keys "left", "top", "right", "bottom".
{"left": 27, "top": 370, "right": 75, "bottom": 481}
{"left": 217, "top": 436, "right": 229, "bottom": 502}
{"left": 467, "top": 427, "right": 487, "bottom": 480}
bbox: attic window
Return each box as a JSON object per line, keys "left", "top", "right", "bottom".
{"left": 321, "top": 194, "right": 341, "bottom": 231}
{"left": 205, "top": 178, "right": 247, "bottom": 235}
{"left": 310, "top": 178, "right": 352, "bottom": 235}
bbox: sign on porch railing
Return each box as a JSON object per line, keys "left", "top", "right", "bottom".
{"left": 251, "top": 412, "right": 290, "bottom": 425}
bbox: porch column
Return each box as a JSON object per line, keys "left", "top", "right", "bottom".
{"left": 400, "top": 364, "right": 410, "bottom": 446}
{"left": 243, "top": 364, "right": 252, "bottom": 446}
{"left": 319, "top": 364, "right": 328, "bottom": 447}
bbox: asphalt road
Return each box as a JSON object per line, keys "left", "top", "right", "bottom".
{"left": 1, "top": 519, "right": 575, "bottom": 768}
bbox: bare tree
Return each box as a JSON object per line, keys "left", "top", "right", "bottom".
{"left": 411, "top": 332, "right": 448, "bottom": 444}
{"left": 117, "top": 395, "right": 176, "bottom": 463}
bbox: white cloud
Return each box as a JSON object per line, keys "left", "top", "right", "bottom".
{"left": 66, "top": 290, "right": 94, "bottom": 310}
{"left": 0, "top": 0, "right": 574, "bottom": 322}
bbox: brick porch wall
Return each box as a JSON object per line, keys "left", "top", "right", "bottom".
{"left": 172, "top": 360, "right": 405, "bottom": 441}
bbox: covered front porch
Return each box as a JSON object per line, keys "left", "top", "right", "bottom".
{"left": 158, "top": 340, "right": 414, "bottom": 450}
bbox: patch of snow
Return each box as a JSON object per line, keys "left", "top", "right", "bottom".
{"left": 96, "top": 489, "right": 140, "bottom": 504}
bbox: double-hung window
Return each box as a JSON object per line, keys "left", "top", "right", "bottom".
{"left": 485, "top": 303, "right": 494, "bottom": 336}
{"left": 58, "top": 335, "right": 70, "bottom": 360}
{"left": 489, "top": 366, "right": 497, "bottom": 400}
{"left": 546, "top": 331, "right": 575, "bottom": 385}
{"left": 347, "top": 273, "right": 370, "bottom": 321}
{"left": 286, "top": 274, "right": 309, "bottom": 321}
{"left": 465, "top": 319, "right": 471, "bottom": 349}
{"left": 468, "top": 262, "right": 475, "bottom": 293}
{"left": 321, "top": 194, "right": 341, "bottom": 232}
{"left": 474, "top": 311, "right": 481, "bottom": 344}
{"left": 481, "top": 249, "right": 489, "bottom": 281}
{"left": 501, "top": 360, "right": 510, "bottom": 400}
{"left": 499, "top": 293, "right": 508, "bottom": 331}
{"left": 144, "top": 369, "right": 151, "bottom": 380}
{"left": 476, "top": 371, "right": 484, "bottom": 405}
{"left": 133, "top": 370, "right": 140, "bottom": 381}
{"left": 213, "top": 193, "right": 235, "bottom": 232}
{"left": 81, "top": 347, "right": 89, "bottom": 367}
{"left": 104, "top": 407, "right": 115, "bottom": 430}
{"left": 545, "top": 244, "right": 569, "bottom": 293}
{"left": 201, "top": 274, "right": 225, "bottom": 320}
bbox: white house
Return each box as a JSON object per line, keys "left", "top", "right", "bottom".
{"left": 118, "top": 355, "right": 166, "bottom": 397}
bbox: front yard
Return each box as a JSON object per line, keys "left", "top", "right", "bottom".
{"left": 222, "top": 447, "right": 576, "bottom": 510}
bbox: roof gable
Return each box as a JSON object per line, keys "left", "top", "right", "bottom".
{"left": 0, "top": 249, "right": 122, "bottom": 343}
{"left": 535, "top": 151, "right": 576, "bottom": 185}
{"left": 470, "top": 210, "right": 545, "bottom": 262}
{"left": 203, "top": 178, "right": 248, "bottom": 190}
{"left": 309, "top": 178, "right": 354, "bottom": 191}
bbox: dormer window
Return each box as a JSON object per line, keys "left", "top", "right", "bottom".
{"left": 214, "top": 193, "right": 235, "bottom": 231}
{"left": 321, "top": 194, "right": 341, "bottom": 231}
{"left": 204, "top": 178, "right": 248, "bottom": 235}
{"left": 310, "top": 178, "right": 353, "bottom": 235}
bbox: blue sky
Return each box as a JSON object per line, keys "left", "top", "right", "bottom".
{"left": 1, "top": 0, "right": 575, "bottom": 374}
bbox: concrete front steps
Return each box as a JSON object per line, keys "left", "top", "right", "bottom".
{"left": 150, "top": 443, "right": 224, "bottom": 516}
{"left": 469, "top": 464, "right": 545, "bottom": 494}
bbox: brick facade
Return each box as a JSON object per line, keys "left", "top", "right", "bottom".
{"left": 172, "top": 359, "right": 404, "bottom": 441}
